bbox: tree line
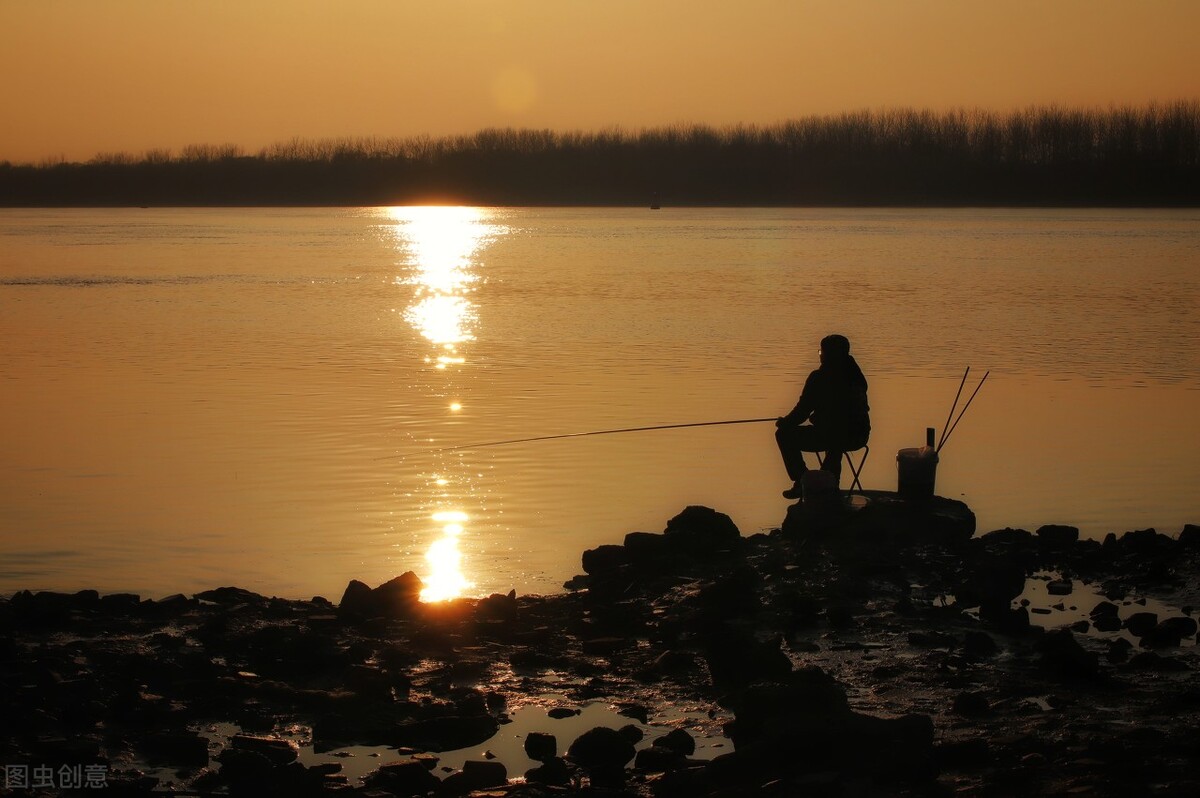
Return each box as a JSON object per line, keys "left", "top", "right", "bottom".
{"left": 2, "top": 102, "right": 1197, "bottom": 206}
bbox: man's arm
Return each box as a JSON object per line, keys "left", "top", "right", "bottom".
{"left": 777, "top": 371, "right": 819, "bottom": 427}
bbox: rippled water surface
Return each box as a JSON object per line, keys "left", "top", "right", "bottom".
{"left": 1, "top": 207, "right": 1197, "bottom": 599}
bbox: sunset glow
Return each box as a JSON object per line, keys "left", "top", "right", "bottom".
{"left": 2, "top": 2, "right": 1197, "bottom": 164}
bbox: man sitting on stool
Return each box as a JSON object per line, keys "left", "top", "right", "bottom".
{"left": 776, "top": 334, "right": 870, "bottom": 500}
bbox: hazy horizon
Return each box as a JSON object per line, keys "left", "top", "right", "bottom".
{"left": 3, "top": 0, "right": 1198, "bottom": 164}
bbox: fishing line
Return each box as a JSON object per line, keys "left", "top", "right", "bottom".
{"left": 387, "top": 417, "right": 778, "bottom": 458}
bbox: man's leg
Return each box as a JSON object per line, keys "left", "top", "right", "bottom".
{"left": 821, "top": 449, "right": 844, "bottom": 484}
{"left": 776, "top": 425, "right": 829, "bottom": 481}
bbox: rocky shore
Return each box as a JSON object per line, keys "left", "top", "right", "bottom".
{"left": 2, "top": 495, "right": 1199, "bottom": 797}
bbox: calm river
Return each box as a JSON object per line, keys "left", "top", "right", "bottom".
{"left": 1, "top": 207, "right": 1197, "bottom": 600}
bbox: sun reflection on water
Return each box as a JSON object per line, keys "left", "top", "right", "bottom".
{"left": 386, "top": 206, "right": 507, "bottom": 601}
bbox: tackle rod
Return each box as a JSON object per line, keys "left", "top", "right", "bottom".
{"left": 404, "top": 417, "right": 779, "bottom": 456}
{"left": 937, "top": 366, "right": 970, "bottom": 451}
{"left": 937, "top": 370, "right": 989, "bottom": 454}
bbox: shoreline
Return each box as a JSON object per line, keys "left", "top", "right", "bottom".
{"left": 2, "top": 497, "right": 1199, "bottom": 796}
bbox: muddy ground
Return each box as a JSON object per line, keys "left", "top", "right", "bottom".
{"left": 2, "top": 496, "right": 1198, "bottom": 796}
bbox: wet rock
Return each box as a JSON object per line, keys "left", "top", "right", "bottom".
{"left": 337, "top": 573, "right": 424, "bottom": 620}
{"left": 392, "top": 714, "right": 499, "bottom": 751}
{"left": 441, "top": 760, "right": 507, "bottom": 794}
{"left": 374, "top": 573, "right": 424, "bottom": 619}
{"left": 1106, "top": 638, "right": 1133, "bottom": 664}
{"left": 1036, "top": 524, "right": 1080, "bottom": 549}
{"left": 567, "top": 726, "right": 636, "bottom": 770}
{"left": 655, "top": 728, "right": 696, "bottom": 756}
{"left": 716, "top": 670, "right": 934, "bottom": 784}
{"left": 194, "top": 586, "right": 266, "bottom": 605}
{"left": 702, "top": 628, "right": 792, "bottom": 690}
{"left": 935, "top": 738, "right": 992, "bottom": 770}
{"left": 952, "top": 691, "right": 992, "bottom": 718}
{"left": 618, "top": 724, "right": 644, "bottom": 745}
{"left": 963, "top": 630, "right": 999, "bottom": 658}
{"left": 1124, "top": 611, "right": 1159, "bottom": 637}
{"left": 337, "top": 579, "right": 374, "bottom": 618}
{"left": 368, "top": 758, "right": 440, "bottom": 795}
{"left": 1158, "top": 615, "right": 1198, "bottom": 638}
{"left": 1047, "top": 578, "right": 1073, "bottom": 596}
{"left": 581, "top": 544, "right": 628, "bottom": 576}
{"left": 476, "top": 590, "right": 518, "bottom": 622}
{"left": 1036, "top": 630, "right": 1100, "bottom": 681}
{"left": 231, "top": 734, "right": 298, "bottom": 765}
{"left": 981, "top": 527, "right": 1034, "bottom": 547}
{"left": 139, "top": 731, "right": 209, "bottom": 766}
{"left": 957, "top": 557, "right": 1026, "bottom": 608}
{"left": 663, "top": 505, "right": 742, "bottom": 553}
{"left": 525, "top": 756, "right": 571, "bottom": 786}
{"left": 635, "top": 745, "right": 686, "bottom": 772}
{"left": 1126, "top": 651, "right": 1191, "bottom": 672}
{"left": 1140, "top": 617, "right": 1197, "bottom": 648}
{"left": 980, "top": 603, "right": 1031, "bottom": 636}
{"left": 623, "top": 531, "right": 672, "bottom": 562}
{"left": 524, "top": 731, "right": 557, "bottom": 762}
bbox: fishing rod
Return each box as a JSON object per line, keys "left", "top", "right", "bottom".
{"left": 937, "top": 370, "right": 989, "bottom": 454}
{"left": 398, "top": 417, "right": 778, "bottom": 457}
{"left": 937, "top": 366, "right": 970, "bottom": 451}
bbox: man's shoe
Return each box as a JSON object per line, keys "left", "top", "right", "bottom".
{"left": 782, "top": 483, "right": 803, "bottom": 500}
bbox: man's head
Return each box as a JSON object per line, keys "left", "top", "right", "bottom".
{"left": 819, "top": 334, "right": 851, "bottom": 365}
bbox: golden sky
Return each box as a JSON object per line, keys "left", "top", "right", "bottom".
{"left": 2, "top": 0, "right": 1198, "bottom": 164}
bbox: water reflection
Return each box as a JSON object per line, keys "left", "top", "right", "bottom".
{"left": 385, "top": 207, "right": 507, "bottom": 600}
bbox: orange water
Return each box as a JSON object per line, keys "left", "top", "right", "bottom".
{"left": 1, "top": 207, "right": 1197, "bottom": 599}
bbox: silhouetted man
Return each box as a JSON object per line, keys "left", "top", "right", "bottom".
{"left": 775, "top": 334, "right": 870, "bottom": 499}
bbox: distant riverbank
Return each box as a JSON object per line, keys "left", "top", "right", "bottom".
{"left": 2, "top": 102, "right": 1197, "bottom": 207}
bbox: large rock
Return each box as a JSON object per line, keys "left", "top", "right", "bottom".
{"left": 568, "top": 726, "right": 636, "bottom": 770}
{"left": 337, "top": 573, "right": 424, "bottom": 620}
{"left": 1036, "top": 524, "right": 1080, "bottom": 549}
{"left": 1036, "top": 630, "right": 1100, "bottom": 681}
{"left": 663, "top": 506, "right": 742, "bottom": 553}
{"left": 715, "top": 670, "right": 935, "bottom": 785}
{"left": 391, "top": 714, "right": 499, "bottom": 751}
{"left": 783, "top": 492, "right": 975, "bottom": 546}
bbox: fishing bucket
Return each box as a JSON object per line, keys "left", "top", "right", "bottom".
{"left": 897, "top": 446, "right": 939, "bottom": 499}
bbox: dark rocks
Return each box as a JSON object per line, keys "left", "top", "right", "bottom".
{"left": 1124, "top": 611, "right": 1159, "bottom": 637}
{"left": 1140, "top": 617, "right": 1198, "bottom": 648}
{"left": 1036, "top": 524, "right": 1080, "bottom": 549}
{"left": 716, "top": 670, "right": 935, "bottom": 785}
{"left": 656, "top": 728, "right": 696, "bottom": 756}
{"left": 581, "top": 544, "right": 628, "bottom": 576}
{"left": 475, "top": 589, "right": 518, "bottom": 622}
{"left": 230, "top": 734, "right": 298, "bottom": 765}
{"left": 392, "top": 714, "right": 500, "bottom": 751}
{"left": 195, "top": 586, "right": 266, "bottom": 605}
{"left": 568, "top": 726, "right": 636, "bottom": 770}
{"left": 337, "top": 573, "right": 424, "bottom": 620}
{"left": 664, "top": 505, "right": 742, "bottom": 552}
{"left": 1179, "top": 524, "right": 1200, "bottom": 548}
{"left": 952, "top": 691, "right": 992, "bottom": 718}
{"left": 139, "top": 731, "right": 210, "bottom": 766}
{"left": 702, "top": 628, "right": 792, "bottom": 690}
{"left": 963, "top": 630, "right": 999, "bottom": 658}
{"left": 441, "top": 759, "right": 508, "bottom": 794}
{"left": 524, "top": 731, "right": 557, "bottom": 762}
{"left": 368, "top": 758, "right": 440, "bottom": 795}
{"left": 1036, "top": 630, "right": 1100, "bottom": 681}
{"left": 1047, "top": 578, "right": 1073, "bottom": 596}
